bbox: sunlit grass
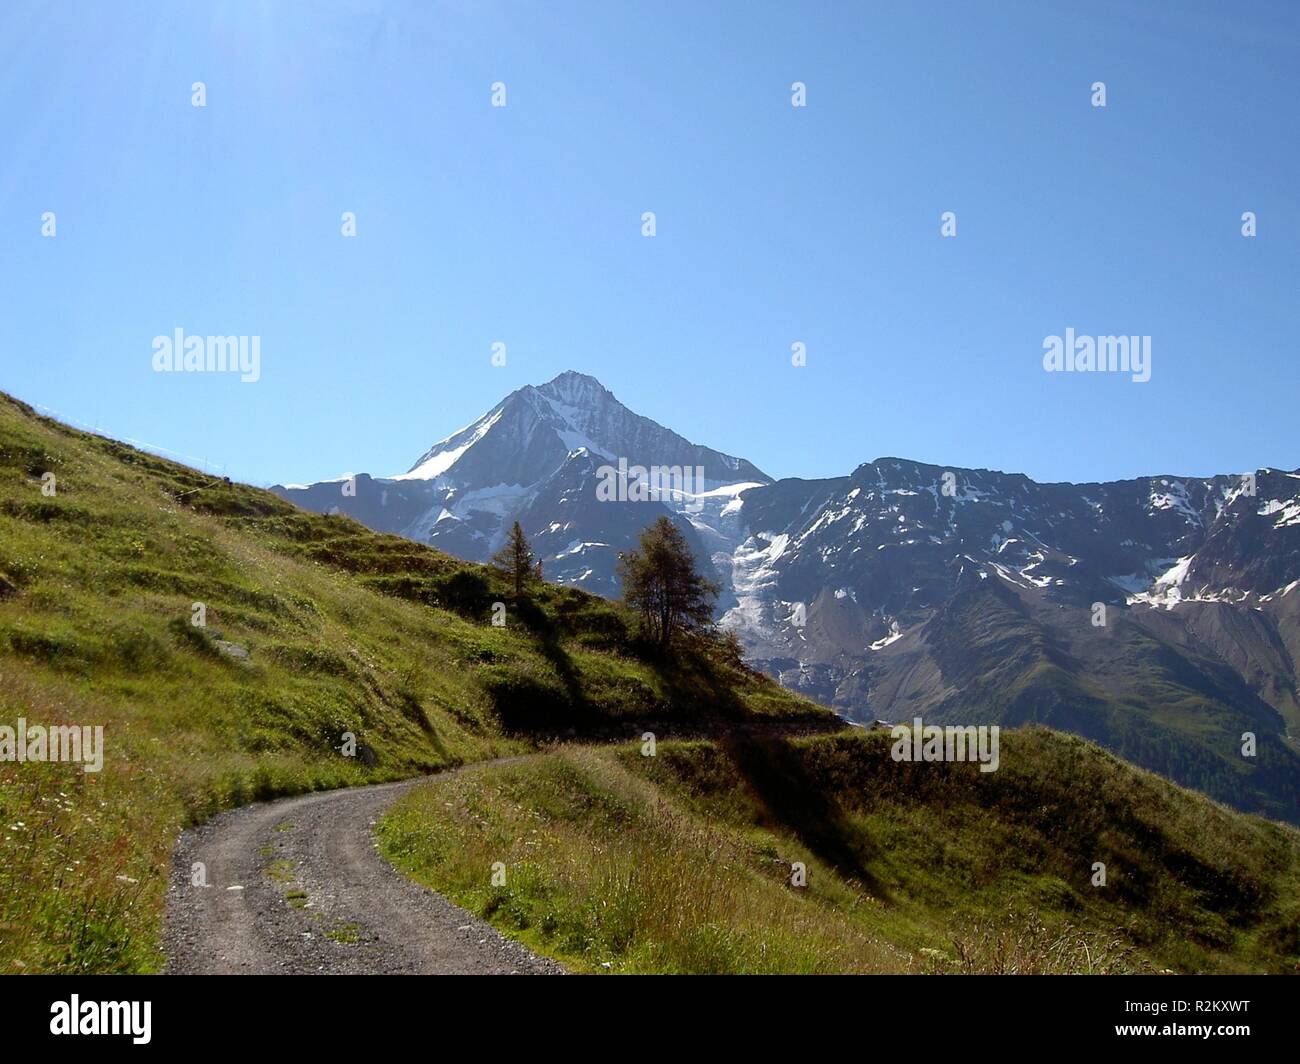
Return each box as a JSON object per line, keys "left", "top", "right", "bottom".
{"left": 379, "top": 732, "right": 1300, "bottom": 975}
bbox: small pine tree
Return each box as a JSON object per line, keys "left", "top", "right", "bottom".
{"left": 492, "top": 521, "right": 535, "bottom": 598}
{"left": 617, "top": 516, "right": 720, "bottom": 648}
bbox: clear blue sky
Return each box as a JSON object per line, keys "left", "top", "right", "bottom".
{"left": 1, "top": 0, "right": 1297, "bottom": 487}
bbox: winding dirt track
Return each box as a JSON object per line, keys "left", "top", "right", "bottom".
{"left": 163, "top": 770, "right": 561, "bottom": 975}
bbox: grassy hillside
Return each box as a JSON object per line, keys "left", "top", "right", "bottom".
{"left": 377, "top": 728, "right": 1300, "bottom": 974}
{"left": 0, "top": 392, "right": 830, "bottom": 973}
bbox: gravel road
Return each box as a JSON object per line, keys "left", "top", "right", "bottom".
{"left": 163, "top": 771, "right": 562, "bottom": 975}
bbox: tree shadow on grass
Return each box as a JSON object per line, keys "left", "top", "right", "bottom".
{"left": 504, "top": 605, "right": 747, "bottom": 738}
{"left": 516, "top": 598, "right": 587, "bottom": 707}
{"left": 717, "top": 733, "right": 891, "bottom": 902}
{"left": 488, "top": 597, "right": 602, "bottom": 735}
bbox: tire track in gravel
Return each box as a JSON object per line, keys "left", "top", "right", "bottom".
{"left": 163, "top": 766, "right": 561, "bottom": 975}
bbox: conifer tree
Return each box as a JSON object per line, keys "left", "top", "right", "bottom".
{"left": 617, "top": 516, "right": 719, "bottom": 647}
{"left": 492, "top": 521, "right": 536, "bottom": 598}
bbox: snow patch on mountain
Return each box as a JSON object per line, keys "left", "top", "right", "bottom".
{"left": 721, "top": 534, "right": 790, "bottom": 640}
{"left": 1128, "top": 556, "right": 1194, "bottom": 607}
{"left": 1148, "top": 480, "right": 1203, "bottom": 526}
{"left": 1259, "top": 497, "right": 1300, "bottom": 528}
{"left": 869, "top": 620, "right": 903, "bottom": 650}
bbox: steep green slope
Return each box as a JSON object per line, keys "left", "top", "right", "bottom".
{"left": 0, "top": 392, "right": 831, "bottom": 972}
{"left": 378, "top": 728, "right": 1300, "bottom": 974}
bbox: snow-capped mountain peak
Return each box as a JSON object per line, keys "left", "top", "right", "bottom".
{"left": 394, "top": 408, "right": 505, "bottom": 481}
{"left": 275, "top": 372, "right": 768, "bottom": 594}
{"left": 534, "top": 369, "right": 616, "bottom": 409}
{"left": 389, "top": 372, "right": 767, "bottom": 492}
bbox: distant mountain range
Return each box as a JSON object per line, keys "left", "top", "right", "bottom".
{"left": 273, "top": 371, "right": 1300, "bottom": 822}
